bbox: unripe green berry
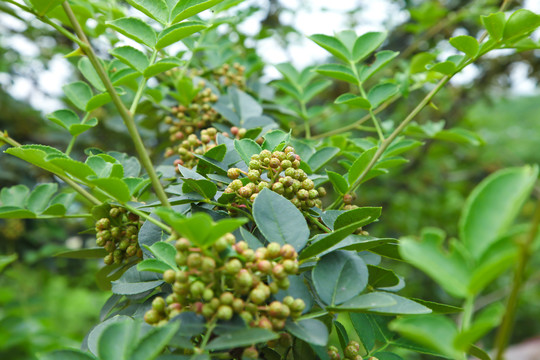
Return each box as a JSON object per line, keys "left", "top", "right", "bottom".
{"left": 220, "top": 292, "right": 234, "bottom": 305}
{"left": 291, "top": 298, "right": 306, "bottom": 312}
{"left": 227, "top": 168, "right": 240, "bottom": 179}
{"left": 237, "top": 269, "right": 253, "bottom": 287}
{"left": 284, "top": 167, "right": 296, "bottom": 177}
{"left": 201, "top": 257, "right": 216, "bottom": 272}
{"left": 247, "top": 169, "right": 260, "bottom": 182}
{"left": 250, "top": 288, "right": 266, "bottom": 304}
{"left": 201, "top": 303, "right": 215, "bottom": 318}
{"left": 257, "top": 259, "right": 272, "bottom": 273}
{"left": 202, "top": 288, "right": 214, "bottom": 301}
{"left": 269, "top": 281, "right": 279, "bottom": 294}
{"left": 317, "top": 187, "right": 327, "bottom": 197}
{"left": 224, "top": 233, "right": 236, "bottom": 245}
{"left": 240, "top": 311, "right": 253, "bottom": 324}
{"left": 272, "top": 264, "right": 287, "bottom": 279}
{"left": 283, "top": 296, "right": 294, "bottom": 307}
{"left": 268, "top": 301, "right": 282, "bottom": 317}
{"left": 249, "top": 160, "right": 261, "bottom": 170}
{"left": 96, "top": 218, "right": 110, "bottom": 230}
{"left": 277, "top": 277, "right": 290, "bottom": 289}
{"left": 173, "top": 281, "right": 189, "bottom": 295}
{"left": 273, "top": 151, "right": 286, "bottom": 161}
{"left": 308, "top": 189, "right": 319, "bottom": 199}
{"left": 230, "top": 179, "right": 243, "bottom": 191}
{"left": 187, "top": 253, "right": 202, "bottom": 268}
{"left": 232, "top": 298, "right": 244, "bottom": 313}
{"left": 283, "top": 259, "right": 298, "bottom": 274}
{"left": 175, "top": 238, "right": 191, "bottom": 251}
{"left": 144, "top": 309, "right": 160, "bottom": 324}
{"left": 118, "top": 239, "right": 130, "bottom": 250}
{"left": 272, "top": 182, "right": 284, "bottom": 194}
{"left": 175, "top": 270, "right": 189, "bottom": 283}
{"left": 269, "top": 158, "right": 280, "bottom": 168}
{"left": 297, "top": 189, "right": 309, "bottom": 200}
{"left": 152, "top": 297, "right": 166, "bottom": 313}
{"left": 344, "top": 344, "right": 359, "bottom": 358}
{"left": 266, "top": 242, "right": 281, "bottom": 259}
{"left": 163, "top": 269, "right": 176, "bottom": 284}
{"left": 213, "top": 237, "right": 228, "bottom": 252}
{"left": 271, "top": 317, "right": 286, "bottom": 330}
{"left": 281, "top": 159, "right": 292, "bottom": 169}
{"left": 216, "top": 305, "right": 233, "bottom": 320}
{"left": 258, "top": 181, "right": 269, "bottom": 191}
{"left": 190, "top": 281, "right": 205, "bottom": 297}
{"left": 284, "top": 146, "right": 295, "bottom": 154}
{"left": 242, "top": 346, "right": 259, "bottom": 359}
{"left": 109, "top": 207, "right": 121, "bottom": 218}
{"left": 225, "top": 258, "right": 242, "bottom": 275}
{"left": 234, "top": 241, "right": 248, "bottom": 254}
{"left": 238, "top": 186, "right": 252, "bottom": 198}
{"left": 258, "top": 316, "right": 273, "bottom": 330}
{"left": 280, "top": 244, "right": 297, "bottom": 259}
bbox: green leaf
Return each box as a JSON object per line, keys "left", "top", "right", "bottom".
{"left": 399, "top": 228, "right": 470, "bottom": 298}
{"left": 302, "top": 79, "right": 332, "bottom": 103}
{"left": 110, "top": 46, "right": 149, "bottom": 73}
{"left": 252, "top": 188, "right": 309, "bottom": 251}
{"left": 126, "top": 0, "right": 168, "bottom": 24}
{"left": 308, "top": 147, "right": 339, "bottom": 173}
{"left": 111, "top": 267, "right": 163, "bottom": 295}
{"left": 47, "top": 109, "right": 80, "bottom": 131}
{"left": 449, "top": 35, "right": 479, "bottom": 58}
{"left": 427, "top": 61, "right": 457, "bottom": 75}
{"left": 28, "top": 0, "right": 63, "bottom": 16}
{"left": 147, "top": 241, "right": 177, "bottom": 269}
{"left": 41, "top": 350, "right": 96, "bottom": 360}
{"left": 275, "top": 62, "right": 300, "bottom": 84}
{"left": 309, "top": 34, "right": 351, "bottom": 62}
{"left": 182, "top": 178, "right": 217, "bottom": 199}
{"left": 502, "top": 9, "right": 540, "bottom": 42}
{"left": 334, "top": 207, "right": 382, "bottom": 229}
{"left": 206, "top": 218, "right": 248, "bottom": 246}
{"left": 89, "top": 178, "right": 131, "bottom": 203}
{"left": 312, "top": 251, "right": 368, "bottom": 306}
{"left": 411, "top": 299, "right": 462, "bottom": 314}
{"left": 171, "top": 0, "right": 225, "bottom": 23}
{"left": 370, "top": 293, "right": 431, "bottom": 315}
{"left": 98, "top": 320, "right": 136, "bottom": 360}
{"left": 454, "top": 302, "right": 504, "bottom": 351}
{"left": 352, "top": 31, "right": 386, "bottom": 63}
{"left": 334, "top": 93, "right": 371, "bottom": 109}
{"left": 86, "top": 92, "right": 112, "bottom": 112}
{"left": 1, "top": 184, "right": 29, "bottom": 207}
{"left": 359, "top": 50, "right": 399, "bottom": 82}
{"left": 481, "top": 12, "right": 506, "bottom": 42}
{"left": 78, "top": 57, "right": 105, "bottom": 92}
{"left": 326, "top": 292, "right": 396, "bottom": 312}
{"left": 130, "top": 322, "right": 180, "bottom": 360}
{"left": 316, "top": 64, "right": 357, "bottom": 84}
{"left": 49, "top": 158, "right": 96, "bottom": 180}
{"left": 348, "top": 146, "right": 378, "bottom": 184}
{"left": 389, "top": 314, "right": 459, "bottom": 358}
{"left": 156, "top": 21, "right": 207, "bottom": 50}
{"left": 6, "top": 145, "right": 66, "bottom": 175}
{"left": 27, "top": 183, "right": 57, "bottom": 214}
{"left": 262, "top": 130, "right": 290, "bottom": 151}
{"left": 367, "top": 83, "right": 399, "bottom": 109}
{"left": 0, "top": 254, "right": 17, "bottom": 272}
{"left": 0, "top": 207, "right": 35, "bottom": 218}
{"left": 368, "top": 265, "right": 400, "bottom": 288}
{"left": 234, "top": 138, "right": 262, "bottom": 166}
{"left": 433, "top": 128, "right": 484, "bottom": 146}
{"left": 143, "top": 57, "right": 184, "bottom": 77}
{"left": 107, "top": 17, "right": 157, "bottom": 48}
{"left": 63, "top": 81, "right": 93, "bottom": 111}
{"left": 55, "top": 248, "right": 108, "bottom": 259}
{"left": 327, "top": 170, "right": 348, "bottom": 195}
{"left": 285, "top": 319, "right": 328, "bottom": 347}
{"left": 206, "top": 328, "right": 278, "bottom": 350}
{"left": 459, "top": 166, "right": 538, "bottom": 260}
{"left": 137, "top": 259, "right": 172, "bottom": 273}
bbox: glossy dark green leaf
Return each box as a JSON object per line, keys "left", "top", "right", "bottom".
{"left": 171, "top": 0, "right": 225, "bottom": 23}
{"left": 97, "top": 320, "right": 136, "bottom": 360}
{"left": 41, "top": 350, "right": 96, "bottom": 360}
{"left": 348, "top": 146, "right": 378, "bottom": 184}
{"left": 110, "top": 46, "right": 149, "bottom": 73}
{"left": 144, "top": 57, "right": 184, "bottom": 77}
{"left": 156, "top": 21, "right": 207, "bottom": 49}
{"left": 352, "top": 31, "right": 386, "bottom": 62}
{"left": 327, "top": 292, "right": 396, "bottom": 312}
{"left": 252, "top": 188, "right": 309, "bottom": 251}
{"left": 316, "top": 64, "right": 357, "bottom": 84}
{"left": 234, "top": 138, "right": 262, "bottom": 166}
{"left": 206, "top": 328, "right": 277, "bottom": 350}
{"left": 389, "top": 314, "right": 458, "bottom": 358}
{"left": 309, "top": 34, "right": 350, "bottom": 62}
{"left": 107, "top": 17, "right": 157, "bottom": 48}
{"left": 63, "top": 81, "right": 93, "bottom": 111}
{"left": 449, "top": 35, "right": 479, "bottom": 58}
{"left": 369, "top": 293, "right": 431, "bottom": 315}
{"left": 334, "top": 207, "right": 381, "bottom": 229}
{"left": 367, "top": 83, "right": 399, "bottom": 109}
{"left": 460, "top": 165, "right": 538, "bottom": 260}
{"left": 334, "top": 93, "right": 371, "bottom": 109}
{"left": 126, "top": 0, "right": 168, "bottom": 24}
{"left": 308, "top": 147, "right": 339, "bottom": 173}
{"left": 130, "top": 322, "right": 180, "bottom": 360}
{"left": 286, "top": 319, "right": 328, "bottom": 347}
{"left": 312, "top": 251, "right": 368, "bottom": 305}
{"left": 368, "top": 265, "right": 400, "bottom": 288}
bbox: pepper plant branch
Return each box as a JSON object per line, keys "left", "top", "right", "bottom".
{"left": 61, "top": 2, "right": 171, "bottom": 208}
{"left": 494, "top": 195, "right": 540, "bottom": 360}
{"left": 0, "top": 131, "right": 102, "bottom": 206}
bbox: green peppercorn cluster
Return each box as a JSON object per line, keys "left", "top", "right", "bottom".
{"left": 225, "top": 146, "right": 326, "bottom": 210}
{"left": 95, "top": 206, "right": 142, "bottom": 265}
{"left": 213, "top": 63, "right": 246, "bottom": 89}
{"left": 144, "top": 235, "right": 306, "bottom": 332}
{"left": 328, "top": 341, "right": 362, "bottom": 360}
{"left": 165, "top": 127, "right": 219, "bottom": 169}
